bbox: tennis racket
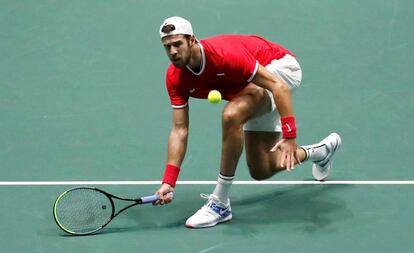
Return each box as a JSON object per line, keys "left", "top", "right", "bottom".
{"left": 53, "top": 186, "right": 173, "bottom": 235}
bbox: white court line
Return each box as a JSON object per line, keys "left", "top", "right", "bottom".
{"left": 1, "top": 181, "right": 414, "bottom": 186}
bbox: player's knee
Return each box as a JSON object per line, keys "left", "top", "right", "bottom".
{"left": 222, "top": 108, "right": 242, "bottom": 127}
{"left": 248, "top": 163, "right": 285, "bottom": 180}
{"left": 249, "top": 169, "right": 271, "bottom": 181}
{"left": 247, "top": 163, "right": 272, "bottom": 181}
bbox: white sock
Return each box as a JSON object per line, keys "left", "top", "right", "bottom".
{"left": 301, "top": 143, "right": 329, "bottom": 162}
{"left": 212, "top": 173, "right": 234, "bottom": 204}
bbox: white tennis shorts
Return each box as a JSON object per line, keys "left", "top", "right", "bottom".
{"left": 243, "top": 54, "right": 302, "bottom": 132}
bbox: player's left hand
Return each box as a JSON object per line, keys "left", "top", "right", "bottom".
{"left": 270, "top": 138, "right": 300, "bottom": 171}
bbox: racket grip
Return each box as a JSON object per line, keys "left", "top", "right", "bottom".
{"left": 141, "top": 192, "right": 174, "bottom": 204}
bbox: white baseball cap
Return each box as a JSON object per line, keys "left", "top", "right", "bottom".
{"left": 159, "top": 16, "right": 194, "bottom": 38}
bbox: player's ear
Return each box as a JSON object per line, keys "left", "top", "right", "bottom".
{"left": 189, "top": 35, "right": 196, "bottom": 46}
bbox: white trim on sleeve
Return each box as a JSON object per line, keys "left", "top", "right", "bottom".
{"left": 171, "top": 102, "right": 188, "bottom": 109}
{"left": 247, "top": 60, "right": 259, "bottom": 83}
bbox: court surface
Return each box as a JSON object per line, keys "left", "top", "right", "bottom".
{"left": 1, "top": 1, "right": 414, "bottom": 252}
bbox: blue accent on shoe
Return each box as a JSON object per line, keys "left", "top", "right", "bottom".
{"left": 207, "top": 201, "right": 231, "bottom": 218}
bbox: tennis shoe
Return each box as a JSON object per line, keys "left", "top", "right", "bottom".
{"left": 185, "top": 193, "right": 232, "bottom": 228}
{"left": 312, "top": 133, "right": 342, "bottom": 181}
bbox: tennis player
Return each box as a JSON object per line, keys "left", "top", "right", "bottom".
{"left": 154, "top": 16, "right": 342, "bottom": 228}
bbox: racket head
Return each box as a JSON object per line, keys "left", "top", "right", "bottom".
{"left": 53, "top": 187, "right": 115, "bottom": 235}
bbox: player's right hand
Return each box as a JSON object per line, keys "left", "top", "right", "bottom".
{"left": 270, "top": 138, "right": 300, "bottom": 171}
{"left": 154, "top": 183, "right": 175, "bottom": 206}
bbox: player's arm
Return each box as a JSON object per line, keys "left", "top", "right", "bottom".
{"left": 155, "top": 106, "right": 189, "bottom": 205}
{"left": 167, "top": 106, "right": 189, "bottom": 166}
{"left": 252, "top": 64, "right": 299, "bottom": 170}
{"left": 252, "top": 64, "right": 293, "bottom": 117}
{"left": 228, "top": 50, "right": 293, "bottom": 118}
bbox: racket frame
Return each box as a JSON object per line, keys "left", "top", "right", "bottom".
{"left": 53, "top": 186, "right": 158, "bottom": 236}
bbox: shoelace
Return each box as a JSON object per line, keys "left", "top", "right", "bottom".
{"left": 200, "top": 193, "right": 210, "bottom": 200}
{"left": 198, "top": 193, "right": 230, "bottom": 215}
{"left": 200, "top": 193, "right": 218, "bottom": 210}
{"left": 194, "top": 194, "right": 219, "bottom": 217}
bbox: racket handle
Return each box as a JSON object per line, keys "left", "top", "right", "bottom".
{"left": 141, "top": 192, "right": 174, "bottom": 204}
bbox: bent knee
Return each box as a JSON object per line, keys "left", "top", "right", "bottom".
{"left": 249, "top": 171, "right": 270, "bottom": 181}
{"left": 248, "top": 165, "right": 273, "bottom": 181}
{"left": 222, "top": 108, "right": 242, "bottom": 126}
{"left": 248, "top": 163, "right": 285, "bottom": 181}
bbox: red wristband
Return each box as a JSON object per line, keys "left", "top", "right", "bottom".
{"left": 281, "top": 116, "right": 297, "bottom": 139}
{"left": 162, "top": 164, "right": 180, "bottom": 187}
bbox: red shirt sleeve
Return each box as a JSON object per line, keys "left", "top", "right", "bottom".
{"left": 166, "top": 67, "right": 189, "bottom": 109}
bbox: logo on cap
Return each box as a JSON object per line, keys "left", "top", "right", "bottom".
{"left": 159, "top": 16, "right": 194, "bottom": 38}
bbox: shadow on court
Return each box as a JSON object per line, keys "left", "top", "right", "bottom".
{"left": 230, "top": 184, "right": 353, "bottom": 233}
{"left": 50, "top": 216, "right": 187, "bottom": 237}
{"left": 59, "top": 204, "right": 191, "bottom": 236}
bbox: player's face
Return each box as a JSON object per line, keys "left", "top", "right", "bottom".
{"left": 162, "top": 35, "right": 192, "bottom": 68}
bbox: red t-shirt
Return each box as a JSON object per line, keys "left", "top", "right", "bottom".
{"left": 166, "top": 34, "right": 294, "bottom": 108}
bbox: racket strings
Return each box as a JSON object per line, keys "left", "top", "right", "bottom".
{"left": 54, "top": 189, "right": 113, "bottom": 234}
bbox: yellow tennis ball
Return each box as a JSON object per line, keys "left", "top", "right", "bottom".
{"left": 208, "top": 90, "right": 222, "bottom": 104}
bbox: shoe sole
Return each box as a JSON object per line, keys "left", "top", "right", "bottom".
{"left": 185, "top": 214, "right": 233, "bottom": 229}
{"left": 312, "top": 133, "right": 342, "bottom": 181}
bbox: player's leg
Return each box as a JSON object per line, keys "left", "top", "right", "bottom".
{"left": 242, "top": 54, "right": 304, "bottom": 179}
{"left": 185, "top": 83, "right": 271, "bottom": 228}
{"left": 218, "top": 84, "right": 271, "bottom": 177}
{"left": 245, "top": 130, "right": 341, "bottom": 181}
{"left": 244, "top": 131, "right": 307, "bottom": 180}
{"left": 243, "top": 54, "right": 341, "bottom": 180}
{"left": 211, "top": 85, "right": 270, "bottom": 201}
